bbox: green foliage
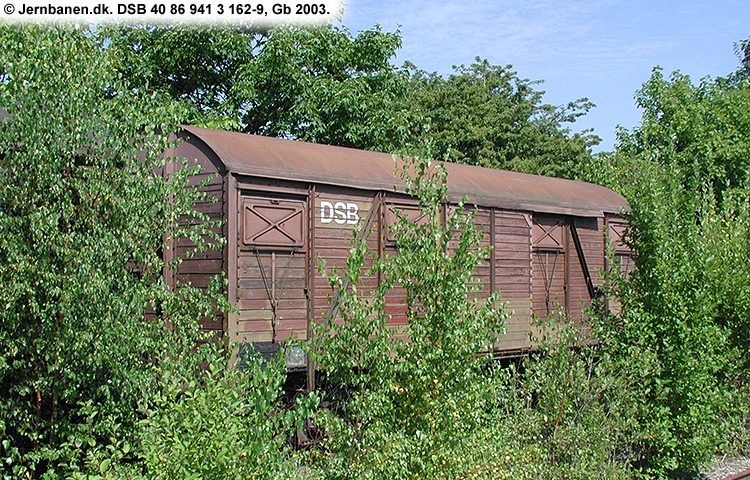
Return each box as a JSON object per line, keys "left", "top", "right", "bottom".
{"left": 725, "top": 36, "right": 750, "bottom": 85}
{"left": 456, "top": 321, "right": 641, "bottom": 480}
{"left": 104, "top": 24, "right": 418, "bottom": 151}
{"left": 7, "top": 22, "right": 750, "bottom": 480}
{"left": 138, "top": 344, "right": 318, "bottom": 480}
{"left": 0, "top": 25, "right": 227, "bottom": 478}
{"left": 582, "top": 60, "right": 750, "bottom": 477}
{"left": 406, "top": 58, "right": 599, "bottom": 178}
{"left": 308, "top": 153, "right": 508, "bottom": 478}
{"left": 101, "top": 24, "right": 258, "bottom": 130}
{"left": 234, "top": 26, "right": 416, "bottom": 151}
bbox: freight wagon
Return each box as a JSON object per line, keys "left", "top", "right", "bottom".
{"left": 167, "top": 126, "right": 630, "bottom": 374}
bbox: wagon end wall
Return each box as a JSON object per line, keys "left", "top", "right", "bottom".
{"left": 171, "top": 131, "right": 228, "bottom": 336}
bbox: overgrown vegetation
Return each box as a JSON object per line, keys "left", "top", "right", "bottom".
{"left": 0, "top": 25, "right": 213, "bottom": 477}
{"left": 581, "top": 49, "right": 750, "bottom": 477}
{"left": 0, "top": 25, "right": 311, "bottom": 479}
{"left": 306, "top": 154, "right": 507, "bottom": 479}
{"left": 1, "top": 22, "right": 749, "bottom": 480}
{"left": 137, "top": 345, "right": 316, "bottom": 480}
{"left": 302, "top": 156, "right": 643, "bottom": 480}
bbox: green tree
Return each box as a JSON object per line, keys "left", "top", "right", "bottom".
{"left": 583, "top": 57, "right": 750, "bottom": 476}
{"left": 104, "top": 24, "right": 419, "bottom": 152}
{"left": 0, "top": 25, "right": 228, "bottom": 478}
{"left": 101, "top": 25, "right": 259, "bottom": 128}
{"left": 406, "top": 58, "right": 599, "bottom": 178}
{"left": 726, "top": 36, "right": 750, "bottom": 85}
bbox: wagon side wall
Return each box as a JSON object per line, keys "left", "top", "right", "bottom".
{"left": 312, "top": 187, "right": 382, "bottom": 329}
{"left": 493, "top": 209, "right": 534, "bottom": 352}
{"left": 174, "top": 132, "right": 617, "bottom": 356}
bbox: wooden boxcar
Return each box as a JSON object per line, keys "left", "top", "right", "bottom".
{"left": 167, "top": 126, "right": 629, "bottom": 368}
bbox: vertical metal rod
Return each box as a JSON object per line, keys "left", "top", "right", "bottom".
{"left": 527, "top": 214, "right": 537, "bottom": 348}
{"left": 377, "top": 191, "right": 384, "bottom": 286}
{"left": 271, "top": 251, "right": 276, "bottom": 303}
{"left": 306, "top": 185, "right": 316, "bottom": 392}
{"left": 227, "top": 175, "right": 239, "bottom": 342}
{"left": 564, "top": 220, "right": 569, "bottom": 314}
{"left": 271, "top": 251, "right": 276, "bottom": 342}
{"left": 490, "top": 208, "right": 496, "bottom": 297}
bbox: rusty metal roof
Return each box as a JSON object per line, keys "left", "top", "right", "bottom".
{"left": 721, "top": 468, "right": 750, "bottom": 480}
{"left": 181, "top": 126, "right": 627, "bottom": 217}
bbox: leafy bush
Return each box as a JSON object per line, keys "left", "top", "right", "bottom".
{"left": 581, "top": 65, "right": 750, "bottom": 477}
{"left": 137, "top": 344, "right": 318, "bottom": 480}
{"left": 308, "top": 154, "right": 508, "bottom": 479}
{"left": 0, "top": 25, "right": 227, "bottom": 478}
{"left": 499, "top": 320, "right": 641, "bottom": 480}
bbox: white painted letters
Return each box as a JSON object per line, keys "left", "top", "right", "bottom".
{"left": 320, "top": 200, "right": 360, "bottom": 225}
{"left": 333, "top": 202, "right": 347, "bottom": 224}
{"left": 320, "top": 200, "right": 334, "bottom": 224}
{"left": 346, "top": 203, "right": 359, "bottom": 225}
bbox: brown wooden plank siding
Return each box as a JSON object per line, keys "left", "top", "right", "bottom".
{"left": 493, "top": 210, "right": 533, "bottom": 351}
{"left": 380, "top": 201, "right": 419, "bottom": 328}
{"left": 172, "top": 138, "right": 227, "bottom": 334}
{"left": 313, "top": 189, "right": 381, "bottom": 328}
{"left": 465, "top": 207, "right": 493, "bottom": 303}
{"left": 605, "top": 214, "right": 632, "bottom": 315}
{"left": 167, "top": 156, "right": 610, "bottom": 354}
{"left": 531, "top": 215, "right": 567, "bottom": 323}
{"left": 235, "top": 252, "right": 308, "bottom": 341}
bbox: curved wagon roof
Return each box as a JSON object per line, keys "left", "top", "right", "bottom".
{"left": 181, "top": 125, "right": 627, "bottom": 218}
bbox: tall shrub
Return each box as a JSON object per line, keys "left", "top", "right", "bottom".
{"left": 138, "top": 345, "right": 317, "bottom": 480}
{"left": 0, "top": 25, "right": 226, "bottom": 478}
{"left": 308, "top": 154, "right": 508, "bottom": 479}
{"left": 583, "top": 65, "right": 750, "bottom": 476}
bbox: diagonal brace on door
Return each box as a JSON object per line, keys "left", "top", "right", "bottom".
{"left": 247, "top": 205, "right": 303, "bottom": 244}
{"left": 568, "top": 218, "right": 601, "bottom": 301}
{"left": 323, "top": 193, "right": 383, "bottom": 327}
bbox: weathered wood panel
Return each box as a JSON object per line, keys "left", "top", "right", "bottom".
{"left": 493, "top": 210, "right": 533, "bottom": 352}
{"left": 172, "top": 138, "right": 227, "bottom": 335}
{"left": 605, "top": 215, "right": 633, "bottom": 315}
{"left": 313, "top": 189, "right": 381, "bottom": 326}
{"left": 168, "top": 140, "right": 618, "bottom": 357}
{"left": 531, "top": 215, "right": 567, "bottom": 321}
{"left": 236, "top": 201, "right": 308, "bottom": 342}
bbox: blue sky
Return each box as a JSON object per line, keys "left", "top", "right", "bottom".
{"left": 338, "top": 0, "right": 750, "bottom": 152}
